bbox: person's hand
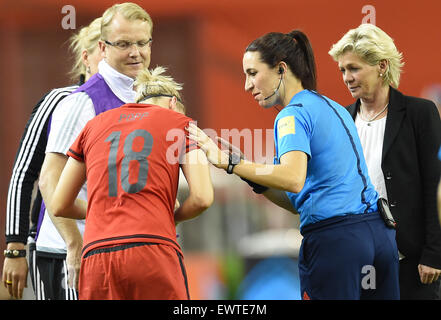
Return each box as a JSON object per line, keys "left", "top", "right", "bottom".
{"left": 186, "top": 123, "right": 229, "bottom": 169}
{"left": 66, "top": 243, "right": 82, "bottom": 290}
{"left": 418, "top": 264, "right": 441, "bottom": 284}
{"left": 2, "top": 255, "right": 28, "bottom": 299}
{"left": 216, "top": 136, "right": 246, "bottom": 161}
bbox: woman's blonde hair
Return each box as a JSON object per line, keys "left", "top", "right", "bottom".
{"left": 68, "top": 17, "right": 102, "bottom": 82}
{"left": 328, "top": 24, "right": 404, "bottom": 88}
{"left": 101, "top": 2, "right": 153, "bottom": 40}
{"left": 135, "top": 66, "right": 185, "bottom": 113}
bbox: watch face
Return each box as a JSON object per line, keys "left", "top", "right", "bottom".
{"left": 231, "top": 153, "right": 241, "bottom": 165}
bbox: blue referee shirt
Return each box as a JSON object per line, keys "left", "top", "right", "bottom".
{"left": 274, "top": 90, "right": 378, "bottom": 230}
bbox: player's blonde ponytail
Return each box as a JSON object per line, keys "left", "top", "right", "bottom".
{"left": 135, "top": 66, "right": 185, "bottom": 113}
{"left": 135, "top": 67, "right": 183, "bottom": 102}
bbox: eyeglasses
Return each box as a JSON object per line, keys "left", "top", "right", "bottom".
{"left": 103, "top": 39, "right": 152, "bottom": 50}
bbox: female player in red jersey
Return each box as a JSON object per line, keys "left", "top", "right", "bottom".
{"left": 49, "top": 66, "right": 214, "bottom": 300}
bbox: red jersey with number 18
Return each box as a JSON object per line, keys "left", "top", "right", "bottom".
{"left": 67, "top": 103, "right": 196, "bottom": 257}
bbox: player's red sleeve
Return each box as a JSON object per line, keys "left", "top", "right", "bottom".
{"left": 66, "top": 124, "right": 88, "bottom": 162}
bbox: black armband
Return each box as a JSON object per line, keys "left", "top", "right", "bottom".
{"left": 240, "top": 177, "right": 269, "bottom": 194}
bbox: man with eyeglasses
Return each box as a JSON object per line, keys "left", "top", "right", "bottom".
{"left": 38, "top": 2, "right": 153, "bottom": 296}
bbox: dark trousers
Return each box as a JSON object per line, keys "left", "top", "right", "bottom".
{"left": 299, "top": 212, "right": 400, "bottom": 300}
{"left": 399, "top": 257, "right": 440, "bottom": 300}
{"left": 29, "top": 242, "right": 78, "bottom": 300}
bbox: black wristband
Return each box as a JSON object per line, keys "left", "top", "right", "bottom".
{"left": 240, "top": 177, "right": 269, "bottom": 194}
{"left": 226, "top": 162, "right": 236, "bottom": 174}
{"left": 4, "top": 249, "right": 26, "bottom": 258}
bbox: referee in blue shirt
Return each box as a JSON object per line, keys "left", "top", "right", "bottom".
{"left": 188, "top": 30, "right": 399, "bottom": 299}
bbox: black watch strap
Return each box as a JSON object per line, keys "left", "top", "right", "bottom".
{"left": 226, "top": 162, "right": 236, "bottom": 174}
{"left": 4, "top": 249, "right": 26, "bottom": 258}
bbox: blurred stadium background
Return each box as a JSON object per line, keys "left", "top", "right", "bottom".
{"left": 1, "top": 0, "right": 440, "bottom": 299}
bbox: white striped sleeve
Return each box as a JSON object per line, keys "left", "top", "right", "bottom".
{"left": 5, "top": 86, "right": 78, "bottom": 242}
{"left": 46, "top": 92, "right": 95, "bottom": 155}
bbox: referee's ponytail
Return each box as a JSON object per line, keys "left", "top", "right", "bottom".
{"left": 245, "top": 30, "right": 317, "bottom": 91}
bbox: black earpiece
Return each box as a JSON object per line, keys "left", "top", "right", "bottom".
{"left": 278, "top": 66, "right": 284, "bottom": 74}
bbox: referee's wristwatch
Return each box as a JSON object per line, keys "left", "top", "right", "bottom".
{"left": 3, "top": 249, "right": 26, "bottom": 258}
{"left": 226, "top": 153, "right": 241, "bottom": 174}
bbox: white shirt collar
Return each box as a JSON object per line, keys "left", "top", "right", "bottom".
{"left": 98, "top": 60, "right": 136, "bottom": 103}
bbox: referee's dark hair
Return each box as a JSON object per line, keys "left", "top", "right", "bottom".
{"left": 245, "top": 30, "right": 317, "bottom": 91}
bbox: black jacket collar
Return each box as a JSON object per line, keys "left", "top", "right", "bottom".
{"left": 347, "top": 86, "right": 405, "bottom": 118}
{"left": 347, "top": 86, "right": 406, "bottom": 163}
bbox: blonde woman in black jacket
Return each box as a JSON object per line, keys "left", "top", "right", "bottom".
{"left": 330, "top": 23, "right": 441, "bottom": 300}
